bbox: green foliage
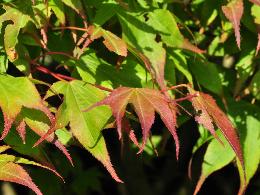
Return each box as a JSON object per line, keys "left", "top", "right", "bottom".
{"left": 0, "top": 0, "right": 259, "bottom": 194}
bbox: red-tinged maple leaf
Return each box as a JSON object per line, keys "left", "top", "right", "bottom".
{"left": 222, "top": 0, "right": 244, "bottom": 49}
{"left": 189, "top": 90, "right": 244, "bottom": 169}
{"left": 0, "top": 162, "right": 42, "bottom": 195}
{"left": 250, "top": 0, "right": 260, "bottom": 6}
{"left": 84, "top": 87, "right": 180, "bottom": 158}
{"left": 0, "top": 75, "right": 72, "bottom": 165}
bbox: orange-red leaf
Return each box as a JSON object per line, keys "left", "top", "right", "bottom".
{"left": 222, "top": 0, "right": 244, "bottom": 49}
{"left": 190, "top": 90, "right": 244, "bottom": 169}
{"left": 85, "top": 87, "right": 179, "bottom": 158}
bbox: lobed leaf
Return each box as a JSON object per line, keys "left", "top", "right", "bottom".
{"left": 36, "top": 80, "right": 123, "bottom": 182}
{"left": 0, "top": 75, "right": 71, "bottom": 164}
{"left": 0, "top": 75, "right": 52, "bottom": 140}
{"left": 84, "top": 87, "right": 179, "bottom": 158}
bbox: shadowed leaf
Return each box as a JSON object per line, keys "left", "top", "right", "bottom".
{"left": 193, "top": 132, "right": 235, "bottom": 195}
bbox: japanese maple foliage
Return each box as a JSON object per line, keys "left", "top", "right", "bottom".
{"left": 0, "top": 0, "right": 259, "bottom": 194}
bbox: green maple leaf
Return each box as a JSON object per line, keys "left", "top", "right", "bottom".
{"left": 0, "top": 75, "right": 72, "bottom": 164}
{"left": 36, "top": 80, "right": 123, "bottom": 182}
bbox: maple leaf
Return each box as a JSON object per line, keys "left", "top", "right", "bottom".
{"left": 0, "top": 162, "right": 42, "bottom": 195}
{"left": 188, "top": 89, "right": 244, "bottom": 170}
{"left": 89, "top": 25, "right": 128, "bottom": 56}
{"left": 0, "top": 145, "right": 64, "bottom": 195}
{"left": 84, "top": 87, "right": 179, "bottom": 158}
{"left": 0, "top": 75, "right": 72, "bottom": 164}
{"left": 222, "top": 0, "right": 244, "bottom": 49}
{"left": 34, "top": 80, "right": 123, "bottom": 182}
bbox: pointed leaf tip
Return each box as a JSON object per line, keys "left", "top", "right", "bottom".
{"left": 16, "top": 120, "right": 26, "bottom": 144}
{"left": 87, "top": 87, "right": 179, "bottom": 159}
{"left": 0, "top": 162, "right": 43, "bottom": 195}
{"left": 0, "top": 114, "right": 14, "bottom": 140}
{"left": 257, "top": 33, "right": 260, "bottom": 55}
{"left": 222, "top": 0, "right": 244, "bottom": 49}
{"left": 189, "top": 90, "right": 244, "bottom": 170}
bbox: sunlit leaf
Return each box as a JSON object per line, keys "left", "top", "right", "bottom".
{"left": 188, "top": 89, "right": 244, "bottom": 170}
{"left": 0, "top": 162, "right": 42, "bottom": 195}
{"left": 84, "top": 87, "right": 179, "bottom": 158}
{"left": 36, "top": 80, "right": 123, "bottom": 182}
{"left": 89, "top": 26, "right": 127, "bottom": 56}
{"left": 222, "top": 0, "right": 244, "bottom": 49}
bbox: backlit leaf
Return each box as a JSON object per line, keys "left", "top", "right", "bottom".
{"left": 117, "top": 11, "right": 167, "bottom": 89}
{"left": 193, "top": 100, "right": 260, "bottom": 195}
{"left": 148, "top": 9, "right": 204, "bottom": 53}
{"left": 89, "top": 26, "right": 127, "bottom": 56}
{"left": 84, "top": 87, "right": 179, "bottom": 158}
{"left": 36, "top": 80, "right": 123, "bottom": 182}
{"left": 49, "top": 0, "right": 66, "bottom": 25}
{"left": 222, "top": 0, "right": 244, "bottom": 49}
{"left": 188, "top": 89, "right": 244, "bottom": 170}
{"left": 0, "top": 3, "right": 33, "bottom": 61}
{"left": 0, "top": 75, "right": 71, "bottom": 164}
{"left": 0, "top": 162, "right": 42, "bottom": 195}
{"left": 0, "top": 75, "right": 53, "bottom": 141}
